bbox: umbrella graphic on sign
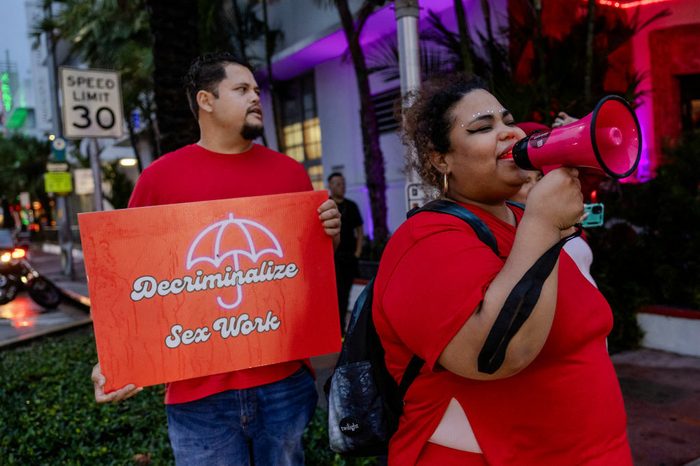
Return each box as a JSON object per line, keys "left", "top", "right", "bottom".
{"left": 186, "top": 213, "right": 283, "bottom": 309}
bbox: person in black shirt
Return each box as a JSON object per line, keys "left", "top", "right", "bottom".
{"left": 328, "top": 172, "right": 364, "bottom": 334}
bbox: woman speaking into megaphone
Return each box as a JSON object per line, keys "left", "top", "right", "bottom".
{"left": 512, "top": 118, "right": 600, "bottom": 289}
{"left": 372, "top": 73, "right": 633, "bottom": 465}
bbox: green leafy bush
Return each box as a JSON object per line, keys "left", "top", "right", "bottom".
{"left": 0, "top": 329, "right": 172, "bottom": 465}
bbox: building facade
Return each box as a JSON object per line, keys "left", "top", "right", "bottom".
{"left": 258, "top": 0, "right": 699, "bottom": 238}
{"left": 259, "top": 0, "right": 506, "bottom": 235}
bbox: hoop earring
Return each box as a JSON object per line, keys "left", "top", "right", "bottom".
{"left": 442, "top": 172, "right": 449, "bottom": 196}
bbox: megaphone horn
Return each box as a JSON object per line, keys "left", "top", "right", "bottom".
{"left": 512, "top": 95, "right": 642, "bottom": 179}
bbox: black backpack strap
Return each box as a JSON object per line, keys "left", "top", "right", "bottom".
{"left": 397, "top": 356, "right": 424, "bottom": 400}
{"left": 344, "top": 277, "right": 374, "bottom": 340}
{"left": 408, "top": 199, "right": 499, "bottom": 255}
{"left": 477, "top": 227, "right": 582, "bottom": 374}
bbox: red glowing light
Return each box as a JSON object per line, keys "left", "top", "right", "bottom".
{"left": 0, "top": 299, "right": 39, "bottom": 329}
{"left": 598, "top": 0, "right": 670, "bottom": 8}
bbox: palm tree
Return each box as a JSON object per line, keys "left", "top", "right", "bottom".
{"left": 0, "top": 134, "right": 52, "bottom": 214}
{"left": 493, "top": 0, "right": 673, "bottom": 121}
{"left": 316, "top": 0, "right": 389, "bottom": 244}
{"left": 145, "top": 0, "right": 200, "bottom": 156}
{"left": 196, "top": 0, "right": 286, "bottom": 150}
{"left": 33, "top": 0, "right": 157, "bottom": 170}
{"left": 215, "top": 0, "right": 284, "bottom": 149}
{"left": 390, "top": 0, "right": 669, "bottom": 122}
{"left": 583, "top": 0, "right": 596, "bottom": 107}
{"left": 452, "top": 0, "right": 473, "bottom": 75}
{"left": 261, "top": 0, "right": 285, "bottom": 151}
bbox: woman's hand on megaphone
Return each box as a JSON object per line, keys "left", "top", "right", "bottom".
{"left": 552, "top": 112, "right": 579, "bottom": 128}
{"left": 525, "top": 167, "right": 584, "bottom": 232}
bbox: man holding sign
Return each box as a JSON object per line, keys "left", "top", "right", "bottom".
{"left": 90, "top": 52, "right": 340, "bottom": 465}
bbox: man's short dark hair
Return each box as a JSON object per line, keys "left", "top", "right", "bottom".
{"left": 183, "top": 52, "right": 253, "bottom": 119}
{"left": 327, "top": 172, "right": 344, "bottom": 183}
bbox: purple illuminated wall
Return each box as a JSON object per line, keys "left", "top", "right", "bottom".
{"left": 270, "top": 0, "right": 459, "bottom": 81}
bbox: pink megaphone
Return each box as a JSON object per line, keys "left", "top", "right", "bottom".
{"left": 511, "top": 95, "right": 642, "bottom": 179}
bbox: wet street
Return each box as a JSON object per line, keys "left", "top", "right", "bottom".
{"left": 0, "top": 247, "right": 91, "bottom": 348}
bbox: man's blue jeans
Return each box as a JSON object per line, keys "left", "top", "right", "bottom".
{"left": 166, "top": 367, "right": 318, "bottom": 465}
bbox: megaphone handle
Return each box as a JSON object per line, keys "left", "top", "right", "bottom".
{"left": 541, "top": 164, "right": 561, "bottom": 175}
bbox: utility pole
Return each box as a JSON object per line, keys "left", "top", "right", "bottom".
{"left": 395, "top": 0, "right": 421, "bottom": 102}
{"left": 44, "top": 0, "right": 74, "bottom": 278}
{"left": 395, "top": 0, "right": 425, "bottom": 210}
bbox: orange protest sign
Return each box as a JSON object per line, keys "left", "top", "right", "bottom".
{"left": 79, "top": 190, "right": 340, "bottom": 392}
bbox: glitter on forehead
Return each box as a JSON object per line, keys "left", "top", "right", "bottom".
{"left": 459, "top": 108, "right": 509, "bottom": 127}
{"left": 471, "top": 108, "right": 508, "bottom": 119}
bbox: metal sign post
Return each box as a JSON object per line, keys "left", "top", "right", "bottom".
{"left": 59, "top": 67, "right": 124, "bottom": 213}
{"left": 48, "top": 66, "right": 123, "bottom": 276}
{"left": 89, "top": 138, "right": 104, "bottom": 211}
{"left": 44, "top": 16, "right": 74, "bottom": 279}
{"left": 44, "top": 159, "right": 74, "bottom": 279}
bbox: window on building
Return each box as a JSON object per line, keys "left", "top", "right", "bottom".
{"left": 371, "top": 87, "right": 401, "bottom": 134}
{"left": 679, "top": 74, "right": 700, "bottom": 132}
{"left": 278, "top": 73, "right": 324, "bottom": 189}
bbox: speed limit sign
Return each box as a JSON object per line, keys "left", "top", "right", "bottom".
{"left": 59, "top": 67, "right": 124, "bottom": 139}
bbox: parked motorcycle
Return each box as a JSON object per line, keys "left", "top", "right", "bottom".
{"left": 0, "top": 233, "right": 62, "bottom": 309}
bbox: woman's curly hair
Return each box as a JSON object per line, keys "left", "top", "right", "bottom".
{"left": 400, "top": 74, "right": 489, "bottom": 193}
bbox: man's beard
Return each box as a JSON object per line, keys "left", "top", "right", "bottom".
{"left": 241, "top": 122, "right": 264, "bottom": 141}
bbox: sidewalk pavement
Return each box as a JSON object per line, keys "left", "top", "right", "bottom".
{"left": 612, "top": 350, "right": 700, "bottom": 465}
{"left": 2, "top": 245, "right": 699, "bottom": 465}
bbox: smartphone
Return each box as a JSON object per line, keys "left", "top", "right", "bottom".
{"left": 582, "top": 203, "right": 604, "bottom": 228}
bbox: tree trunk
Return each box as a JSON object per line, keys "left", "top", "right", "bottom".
{"left": 262, "top": 0, "right": 284, "bottom": 151}
{"left": 146, "top": 0, "right": 200, "bottom": 156}
{"left": 231, "top": 0, "right": 249, "bottom": 62}
{"left": 230, "top": 0, "right": 269, "bottom": 147}
{"left": 584, "top": 0, "right": 596, "bottom": 106}
{"left": 480, "top": 0, "right": 495, "bottom": 86}
{"left": 142, "top": 95, "right": 162, "bottom": 160}
{"left": 453, "top": 0, "right": 473, "bottom": 75}
{"left": 532, "top": 0, "right": 550, "bottom": 122}
{"left": 481, "top": 0, "right": 493, "bottom": 42}
{"left": 335, "top": 0, "right": 388, "bottom": 244}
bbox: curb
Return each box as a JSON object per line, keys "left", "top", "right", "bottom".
{"left": 58, "top": 287, "right": 91, "bottom": 311}
{"left": 0, "top": 316, "right": 93, "bottom": 350}
{"left": 45, "top": 277, "right": 90, "bottom": 311}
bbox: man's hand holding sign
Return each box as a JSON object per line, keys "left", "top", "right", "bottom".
{"left": 84, "top": 191, "right": 341, "bottom": 400}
